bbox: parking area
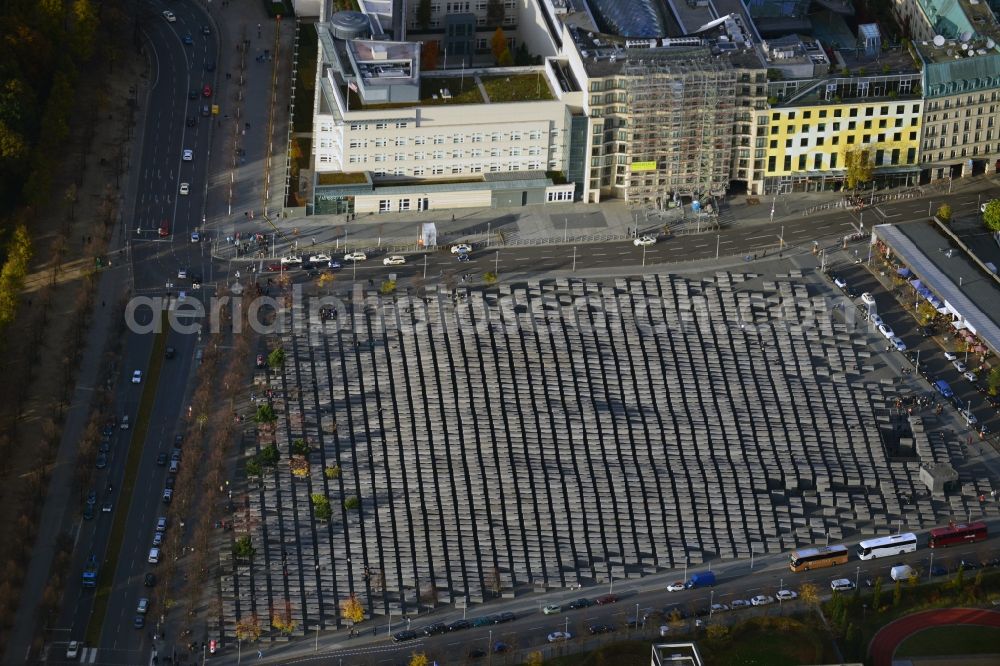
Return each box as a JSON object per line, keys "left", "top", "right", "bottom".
{"left": 223, "top": 268, "right": 1000, "bottom": 638}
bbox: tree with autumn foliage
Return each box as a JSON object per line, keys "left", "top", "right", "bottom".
{"left": 341, "top": 594, "right": 365, "bottom": 624}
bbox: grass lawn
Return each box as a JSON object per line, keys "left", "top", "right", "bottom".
{"left": 545, "top": 640, "right": 651, "bottom": 666}
{"left": 480, "top": 72, "right": 553, "bottom": 102}
{"left": 292, "top": 23, "right": 318, "bottom": 133}
{"left": 700, "top": 616, "right": 838, "bottom": 666}
{"left": 896, "top": 625, "right": 1000, "bottom": 657}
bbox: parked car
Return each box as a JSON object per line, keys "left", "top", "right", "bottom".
{"left": 144, "top": 573, "right": 156, "bottom": 587}
{"left": 666, "top": 580, "right": 686, "bottom": 592}
{"left": 633, "top": 235, "right": 657, "bottom": 247}
{"left": 595, "top": 594, "right": 618, "bottom": 605}
{"left": 729, "top": 599, "right": 751, "bottom": 610}
{"left": 944, "top": 351, "right": 958, "bottom": 361}
{"left": 148, "top": 547, "right": 160, "bottom": 564}
{"left": 137, "top": 598, "right": 149, "bottom": 614}
{"left": 589, "top": 624, "right": 614, "bottom": 634}
{"left": 963, "top": 370, "right": 977, "bottom": 382}
{"left": 750, "top": 594, "right": 775, "bottom": 606}
{"left": 546, "top": 631, "right": 572, "bottom": 643}
{"left": 392, "top": 629, "right": 417, "bottom": 642}
{"left": 776, "top": 589, "right": 798, "bottom": 601}
{"left": 830, "top": 578, "right": 854, "bottom": 591}
{"left": 878, "top": 323, "right": 895, "bottom": 339}
{"left": 344, "top": 251, "right": 367, "bottom": 262}
{"left": 567, "top": 598, "right": 593, "bottom": 609}
{"left": 861, "top": 292, "right": 876, "bottom": 305}
{"left": 472, "top": 615, "right": 497, "bottom": 627}
{"left": 709, "top": 603, "right": 730, "bottom": 613}
{"left": 496, "top": 611, "right": 515, "bottom": 623}
{"left": 832, "top": 275, "right": 847, "bottom": 289}
{"left": 95, "top": 453, "right": 108, "bottom": 469}
{"left": 446, "top": 619, "right": 470, "bottom": 632}
{"left": 66, "top": 640, "right": 80, "bottom": 659}
{"left": 132, "top": 370, "right": 143, "bottom": 383}
{"left": 422, "top": 622, "right": 447, "bottom": 636}
{"left": 280, "top": 255, "right": 302, "bottom": 265}
{"left": 953, "top": 359, "right": 967, "bottom": 373}
{"left": 156, "top": 516, "right": 168, "bottom": 532}
{"left": 383, "top": 255, "right": 406, "bottom": 266}
{"left": 451, "top": 244, "right": 472, "bottom": 254}
{"left": 162, "top": 489, "right": 173, "bottom": 504}
{"left": 542, "top": 604, "right": 561, "bottom": 615}
{"left": 891, "top": 336, "right": 907, "bottom": 352}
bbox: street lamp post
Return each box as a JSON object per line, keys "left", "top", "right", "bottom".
{"left": 423, "top": 254, "right": 428, "bottom": 279}
{"left": 715, "top": 234, "right": 720, "bottom": 259}
{"left": 855, "top": 565, "right": 861, "bottom": 589}
{"left": 494, "top": 250, "right": 499, "bottom": 276}
{"left": 488, "top": 629, "right": 493, "bottom": 666}
{"left": 709, "top": 590, "right": 715, "bottom": 618}
{"left": 572, "top": 246, "right": 577, "bottom": 272}
{"left": 643, "top": 244, "right": 647, "bottom": 267}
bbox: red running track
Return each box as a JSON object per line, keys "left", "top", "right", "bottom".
{"left": 868, "top": 607, "right": 1000, "bottom": 666}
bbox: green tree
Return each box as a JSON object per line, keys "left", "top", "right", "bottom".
{"left": 259, "top": 443, "right": 280, "bottom": 465}
{"left": 893, "top": 579, "right": 902, "bottom": 607}
{"left": 843, "top": 147, "right": 873, "bottom": 191}
{"left": 72, "top": 0, "right": 99, "bottom": 60}
{"left": 291, "top": 438, "right": 310, "bottom": 455}
{"left": 324, "top": 465, "right": 342, "bottom": 479}
{"left": 255, "top": 403, "right": 277, "bottom": 423}
{"left": 380, "top": 279, "right": 397, "bottom": 295}
{"left": 416, "top": 0, "right": 432, "bottom": 30}
{"left": 936, "top": 203, "right": 952, "bottom": 223}
{"left": 954, "top": 563, "right": 965, "bottom": 590}
{"left": 234, "top": 535, "right": 256, "bottom": 560}
{"left": 312, "top": 495, "right": 332, "bottom": 521}
{"left": 988, "top": 367, "right": 1000, "bottom": 397}
{"left": 498, "top": 48, "right": 513, "bottom": 66}
{"left": 246, "top": 458, "right": 263, "bottom": 477}
{"left": 872, "top": 576, "right": 882, "bottom": 610}
{"left": 235, "top": 614, "right": 262, "bottom": 641}
{"left": 268, "top": 347, "right": 285, "bottom": 369}
{"left": 514, "top": 42, "right": 533, "bottom": 66}
{"left": 344, "top": 495, "right": 360, "bottom": 510}
{"left": 706, "top": 623, "right": 729, "bottom": 642}
{"left": 491, "top": 27, "right": 507, "bottom": 63}
{"left": 983, "top": 199, "right": 1000, "bottom": 232}
{"left": 483, "top": 271, "right": 498, "bottom": 285}
{"left": 486, "top": 0, "right": 505, "bottom": 25}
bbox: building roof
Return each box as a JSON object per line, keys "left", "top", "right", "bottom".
{"left": 874, "top": 222, "right": 1000, "bottom": 356}
{"left": 348, "top": 40, "right": 419, "bottom": 87}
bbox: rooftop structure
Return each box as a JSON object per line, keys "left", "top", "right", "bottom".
{"left": 651, "top": 643, "right": 705, "bottom": 666}
{"left": 760, "top": 34, "right": 831, "bottom": 79}
{"left": 588, "top": 0, "right": 667, "bottom": 37}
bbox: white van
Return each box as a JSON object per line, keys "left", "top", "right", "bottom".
{"left": 830, "top": 578, "right": 854, "bottom": 591}
{"left": 891, "top": 565, "right": 917, "bottom": 582}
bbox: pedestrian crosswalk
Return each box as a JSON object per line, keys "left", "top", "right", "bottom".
{"left": 79, "top": 647, "right": 98, "bottom": 663}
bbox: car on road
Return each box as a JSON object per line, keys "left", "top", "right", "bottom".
{"left": 595, "top": 594, "right": 618, "bottom": 605}
{"left": 392, "top": 630, "right": 418, "bottom": 642}
{"left": 86, "top": 489, "right": 97, "bottom": 505}
{"left": 169, "top": 459, "right": 179, "bottom": 474}
{"left": 202, "top": 25, "right": 212, "bottom": 35}
{"left": 132, "top": 370, "right": 142, "bottom": 384}
{"left": 202, "top": 84, "right": 212, "bottom": 97}
{"left": 567, "top": 598, "right": 592, "bottom": 609}
{"left": 344, "top": 251, "right": 367, "bottom": 262}
{"left": 162, "top": 10, "right": 176, "bottom": 21}
{"left": 201, "top": 103, "right": 211, "bottom": 117}
{"left": 542, "top": 603, "right": 561, "bottom": 615}
{"left": 164, "top": 475, "right": 175, "bottom": 490}
{"left": 729, "top": 599, "right": 751, "bottom": 610}
{"left": 472, "top": 615, "right": 497, "bottom": 627}
{"left": 327, "top": 260, "right": 342, "bottom": 270}
{"left": 666, "top": 580, "right": 686, "bottom": 592}
{"left": 861, "top": 292, "right": 876, "bottom": 305}
{"left": 776, "top": 589, "right": 798, "bottom": 601}
{"left": 832, "top": 275, "right": 847, "bottom": 289}
{"left": 467, "top": 648, "right": 486, "bottom": 659}
{"left": 750, "top": 594, "right": 775, "bottom": 606}
{"left": 265, "top": 264, "right": 282, "bottom": 272}
{"left": 159, "top": 222, "right": 170, "bottom": 237}
{"left": 451, "top": 244, "right": 472, "bottom": 254}
{"left": 878, "top": 323, "right": 895, "bottom": 339}
{"left": 182, "top": 34, "right": 193, "bottom": 44}
{"left": 547, "top": 631, "right": 572, "bottom": 643}
{"left": 308, "top": 254, "right": 331, "bottom": 264}
{"left": 156, "top": 516, "right": 168, "bottom": 532}
{"left": 83, "top": 503, "right": 94, "bottom": 520}
{"left": 588, "top": 624, "right": 614, "bottom": 634}
{"left": 383, "top": 255, "right": 406, "bottom": 266}
{"left": 148, "top": 548, "right": 160, "bottom": 564}
{"left": 633, "top": 235, "right": 657, "bottom": 247}
{"left": 869, "top": 313, "right": 884, "bottom": 328}
{"left": 95, "top": 453, "right": 108, "bottom": 469}
{"left": 137, "top": 598, "right": 149, "bottom": 614}
{"left": 66, "top": 641, "right": 80, "bottom": 659}
{"left": 190, "top": 231, "right": 200, "bottom": 243}
{"left": 944, "top": 351, "right": 958, "bottom": 361}
{"left": 496, "top": 611, "right": 515, "bottom": 623}
{"left": 891, "top": 336, "right": 907, "bottom": 352}
{"left": 205, "top": 59, "right": 215, "bottom": 71}
{"left": 188, "top": 89, "right": 198, "bottom": 100}
{"left": 280, "top": 255, "right": 302, "bottom": 265}
{"left": 144, "top": 573, "right": 156, "bottom": 587}
{"left": 186, "top": 115, "right": 196, "bottom": 127}
{"left": 133, "top": 614, "right": 145, "bottom": 629}
{"left": 830, "top": 578, "right": 854, "bottom": 591}
{"left": 256, "top": 354, "right": 266, "bottom": 368}
{"left": 120, "top": 415, "right": 129, "bottom": 430}
{"left": 179, "top": 182, "right": 189, "bottom": 195}
{"left": 422, "top": 622, "right": 447, "bottom": 636}
{"left": 152, "top": 532, "right": 163, "bottom": 547}
{"left": 101, "top": 501, "right": 112, "bottom": 513}
{"left": 964, "top": 370, "right": 977, "bottom": 382}
{"left": 182, "top": 149, "right": 194, "bottom": 162}
{"left": 710, "top": 603, "right": 729, "bottom": 613}
{"left": 493, "top": 642, "right": 510, "bottom": 654}
{"left": 447, "top": 619, "right": 470, "bottom": 632}
{"left": 156, "top": 452, "right": 168, "bottom": 466}
{"left": 953, "top": 359, "right": 967, "bottom": 373}
{"left": 162, "top": 489, "right": 173, "bottom": 504}
{"left": 457, "top": 253, "right": 470, "bottom": 262}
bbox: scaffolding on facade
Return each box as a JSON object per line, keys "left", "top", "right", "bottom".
{"left": 623, "top": 52, "right": 738, "bottom": 204}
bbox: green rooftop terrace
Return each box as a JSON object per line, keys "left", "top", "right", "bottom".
{"left": 341, "top": 71, "right": 554, "bottom": 110}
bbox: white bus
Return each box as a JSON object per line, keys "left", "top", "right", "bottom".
{"left": 856, "top": 533, "right": 918, "bottom": 560}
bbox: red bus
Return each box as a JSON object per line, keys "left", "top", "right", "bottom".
{"left": 928, "top": 522, "right": 988, "bottom": 548}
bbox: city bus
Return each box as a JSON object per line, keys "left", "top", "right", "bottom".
{"left": 928, "top": 522, "right": 988, "bottom": 548}
{"left": 856, "top": 533, "right": 918, "bottom": 560}
{"left": 789, "top": 545, "right": 849, "bottom": 572}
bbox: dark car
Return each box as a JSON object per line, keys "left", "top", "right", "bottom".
{"left": 188, "top": 89, "right": 198, "bottom": 100}
{"left": 391, "top": 630, "right": 417, "bottom": 643}
{"left": 457, "top": 253, "right": 470, "bottom": 262}
{"left": 493, "top": 642, "right": 509, "bottom": 654}
{"left": 589, "top": 624, "right": 614, "bottom": 634}
{"left": 202, "top": 25, "right": 211, "bottom": 35}
{"left": 567, "top": 598, "right": 593, "bottom": 609}
{"left": 256, "top": 354, "right": 266, "bottom": 368}
{"left": 156, "top": 452, "right": 168, "bottom": 466}
{"left": 960, "top": 560, "right": 979, "bottom": 571}
{"left": 205, "top": 59, "right": 215, "bottom": 71}
{"left": 472, "top": 615, "right": 496, "bottom": 627}
{"left": 202, "top": 84, "right": 212, "bottom": 97}
{"left": 496, "top": 611, "right": 515, "bottom": 623}
{"left": 920, "top": 326, "right": 935, "bottom": 337}
{"left": 467, "top": 648, "right": 486, "bottom": 659}
{"left": 95, "top": 453, "right": 108, "bottom": 469}
{"left": 931, "top": 565, "right": 948, "bottom": 576}
{"left": 186, "top": 115, "right": 196, "bottom": 127}
{"left": 174, "top": 434, "right": 184, "bottom": 447}
{"left": 182, "top": 34, "right": 193, "bottom": 45}
{"left": 165, "top": 346, "right": 176, "bottom": 359}
{"left": 134, "top": 614, "right": 146, "bottom": 628}
{"left": 595, "top": 594, "right": 618, "bottom": 605}
{"left": 165, "top": 476, "right": 176, "bottom": 490}
{"left": 447, "top": 619, "right": 470, "bottom": 632}
{"left": 422, "top": 622, "right": 447, "bottom": 636}
{"left": 144, "top": 573, "right": 157, "bottom": 587}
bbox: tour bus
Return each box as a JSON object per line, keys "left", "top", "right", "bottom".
{"left": 928, "top": 522, "right": 988, "bottom": 548}
{"left": 789, "top": 545, "right": 850, "bottom": 572}
{"left": 856, "top": 533, "right": 918, "bottom": 560}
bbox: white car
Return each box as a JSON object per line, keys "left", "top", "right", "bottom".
{"left": 891, "top": 336, "right": 907, "bottom": 352}
{"left": 178, "top": 269, "right": 187, "bottom": 279}
{"left": 750, "top": 594, "right": 774, "bottom": 606}
{"left": 542, "top": 604, "right": 561, "bottom": 615}
{"left": 776, "top": 590, "right": 798, "bottom": 602}
{"left": 546, "top": 631, "right": 572, "bottom": 643}
{"left": 383, "top": 255, "right": 406, "bottom": 266}
{"left": 132, "top": 370, "right": 142, "bottom": 384}
{"left": 152, "top": 532, "right": 163, "bottom": 547}
{"left": 830, "top": 578, "right": 854, "bottom": 592}
{"left": 148, "top": 547, "right": 160, "bottom": 564}
{"left": 137, "top": 598, "right": 149, "bottom": 614}
{"left": 666, "top": 581, "right": 686, "bottom": 592}
{"left": 964, "top": 371, "right": 978, "bottom": 382}
{"left": 953, "top": 359, "right": 967, "bottom": 373}
{"left": 308, "top": 254, "right": 331, "bottom": 264}
{"left": 162, "top": 10, "right": 176, "bottom": 21}
{"left": 962, "top": 410, "right": 978, "bottom": 426}
{"left": 869, "top": 313, "right": 884, "bottom": 328}
{"left": 66, "top": 641, "right": 80, "bottom": 659}
{"left": 190, "top": 232, "right": 200, "bottom": 243}
{"left": 182, "top": 149, "right": 193, "bottom": 161}
{"left": 633, "top": 235, "right": 657, "bottom": 247}
{"left": 833, "top": 276, "right": 847, "bottom": 289}
{"left": 179, "top": 182, "right": 189, "bottom": 195}
{"left": 861, "top": 292, "right": 876, "bottom": 306}
{"left": 729, "top": 599, "right": 751, "bottom": 610}
{"left": 709, "top": 603, "right": 729, "bottom": 613}
{"left": 120, "top": 415, "right": 130, "bottom": 430}
{"left": 280, "top": 255, "right": 302, "bottom": 265}
{"left": 156, "top": 516, "right": 168, "bottom": 532}
{"left": 451, "top": 244, "right": 472, "bottom": 254}
{"left": 344, "top": 252, "right": 367, "bottom": 262}
{"left": 944, "top": 351, "right": 958, "bottom": 361}
{"left": 877, "top": 323, "right": 895, "bottom": 340}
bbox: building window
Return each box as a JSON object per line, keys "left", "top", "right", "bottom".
{"left": 412, "top": 166, "right": 424, "bottom": 176}
{"left": 378, "top": 199, "right": 391, "bottom": 212}
{"left": 349, "top": 140, "right": 363, "bottom": 148}
{"left": 433, "top": 136, "right": 444, "bottom": 144}
{"left": 470, "top": 164, "right": 482, "bottom": 173}
{"left": 431, "top": 165, "right": 444, "bottom": 175}
{"left": 471, "top": 133, "right": 483, "bottom": 143}
{"left": 529, "top": 130, "right": 541, "bottom": 140}
{"left": 491, "top": 132, "right": 502, "bottom": 141}
{"left": 398, "top": 199, "right": 411, "bottom": 211}
{"left": 453, "top": 134, "right": 464, "bottom": 143}
{"left": 813, "top": 154, "right": 822, "bottom": 169}
{"left": 783, "top": 156, "right": 791, "bottom": 171}
{"left": 350, "top": 123, "right": 365, "bottom": 131}
{"left": 395, "top": 138, "right": 407, "bottom": 146}
{"left": 395, "top": 121, "right": 408, "bottom": 129}
{"left": 830, "top": 153, "right": 837, "bottom": 168}
{"left": 451, "top": 165, "right": 462, "bottom": 174}
{"left": 375, "top": 122, "right": 388, "bottom": 129}
{"left": 489, "top": 163, "right": 501, "bottom": 172}
{"left": 394, "top": 153, "right": 405, "bottom": 161}
{"left": 414, "top": 137, "right": 426, "bottom": 145}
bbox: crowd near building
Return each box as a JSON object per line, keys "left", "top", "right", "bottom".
{"left": 298, "top": 0, "right": 1000, "bottom": 213}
